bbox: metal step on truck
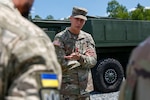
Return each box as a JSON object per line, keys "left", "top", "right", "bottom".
{"left": 31, "top": 17, "right": 150, "bottom": 93}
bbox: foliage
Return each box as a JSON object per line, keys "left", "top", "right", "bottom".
{"left": 33, "top": 15, "right": 42, "bottom": 20}
{"left": 129, "top": 3, "right": 150, "bottom": 20}
{"left": 107, "top": 0, "right": 150, "bottom": 20}
{"left": 107, "top": 0, "right": 128, "bottom": 19}
{"left": 46, "top": 15, "right": 54, "bottom": 20}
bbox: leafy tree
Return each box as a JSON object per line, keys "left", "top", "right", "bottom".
{"left": 144, "top": 9, "right": 150, "bottom": 20}
{"left": 129, "top": 3, "right": 144, "bottom": 20}
{"left": 114, "top": 5, "right": 129, "bottom": 19}
{"left": 129, "top": 3, "right": 150, "bottom": 20}
{"left": 107, "top": 0, "right": 119, "bottom": 17}
{"left": 107, "top": 0, "right": 128, "bottom": 19}
{"left": 34, "top": 15, "right": 42, "bottom": 20}
{"left": 46, "top": 15, "right": 54, "bottom": 20}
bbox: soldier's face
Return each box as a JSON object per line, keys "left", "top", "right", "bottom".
{"left": 70, "top": 16, "right": 85, "bottom": 31}
{"left": 14, "top": 0, "right": 34, "bottom": 18}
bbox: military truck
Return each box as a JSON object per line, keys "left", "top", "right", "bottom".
{"left": 32, "top": 17, "right": 150, "bottom": 93}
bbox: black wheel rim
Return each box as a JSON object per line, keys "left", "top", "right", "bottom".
{"left": 104, "top": 69, "right": 117, "bottom": 84}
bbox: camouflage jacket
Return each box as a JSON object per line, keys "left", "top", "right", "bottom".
{"left": 119, "top": 37, "right": 150, "bottom": 100}
{"left": 53, "top": 28, "right": 97, "bottom": 96}
{"left": 0, "top": 0, "right": 62, "bottom": 99}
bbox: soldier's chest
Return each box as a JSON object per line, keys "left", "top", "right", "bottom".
{"left": 63, "top": 38, "right": 88, "bottom": 55}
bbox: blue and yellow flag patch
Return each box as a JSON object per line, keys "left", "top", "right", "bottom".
{"left": 40, "top": 73, "right": 59, "bottom": 88}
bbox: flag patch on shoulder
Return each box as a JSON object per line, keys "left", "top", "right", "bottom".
{"left": 40, "top": 73, "right": 59, "bottom": 88}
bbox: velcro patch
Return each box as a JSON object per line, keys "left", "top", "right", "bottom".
{"left": 40, "top": 88, "right": 60, "bottom": 100}
{"left": 40, "top": 73, "right": 59, "bottom": 88}
{"left": 53, "top": 40, "right": 61, "bottom": 46}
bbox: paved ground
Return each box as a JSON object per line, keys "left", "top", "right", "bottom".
{"left": 90, "top": 91, "right": 119, "bottom": 100}
{"left": 90, "top": 78, "right": 125, "bottom": 100}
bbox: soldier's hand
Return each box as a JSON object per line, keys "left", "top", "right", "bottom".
{"left": 64, "top": 52, "right": 81, "bottom": 60}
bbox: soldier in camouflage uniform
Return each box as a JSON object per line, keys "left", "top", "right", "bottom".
{"left": 0, "top": 0, "right": 62, "bottom": 100}
{"left": 119, "top": 37, "right": 150, "bottom": 100}
{"left": 53, "top": 6, "right": 97, "bottom": 100}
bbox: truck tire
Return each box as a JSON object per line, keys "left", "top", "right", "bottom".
{"left": 92, "top": 58, "right": 124, "bottom": 93}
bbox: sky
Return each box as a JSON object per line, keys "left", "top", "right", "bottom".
{"left": 31, "top": 0, "right": 150, "bottom": 20}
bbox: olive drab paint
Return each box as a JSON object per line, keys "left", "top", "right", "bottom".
{"left": 33, "top": 18, "right": 150, "bottom": 93}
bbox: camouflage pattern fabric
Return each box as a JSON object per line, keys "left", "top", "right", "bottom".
{"left": 0, "top": 0, "right": 62, "bottom": 100}
{"left": 53, "top": 28, "right": 97, "bottom": 99}
{"left": 119, "top": 37, "right": 150, "bottom": 100}
{"left": 60, "top": 94, "right": 90, "bottom": 100}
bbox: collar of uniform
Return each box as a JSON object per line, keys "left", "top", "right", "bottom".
{"left": 78, "top": 30, "right": 86, "bottom": 40}
{"left": 65, "top": 27, "right": 85, "bottom": 40}
{"left": 65, "top": 27, "right": 76, "bottom": 39}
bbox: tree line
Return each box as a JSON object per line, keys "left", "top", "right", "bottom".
{"left": 31, "top": 0, "right": 150, "bottom": 20}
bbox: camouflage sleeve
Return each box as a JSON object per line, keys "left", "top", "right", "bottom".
{"left": 6, "top": 36, "right": 62, "bottom": 100}
{"left": 53, "top": 35, "right": 68, "bottom": 68}
{"left": 78, "top": 34, "right": 97, "bottom": 68}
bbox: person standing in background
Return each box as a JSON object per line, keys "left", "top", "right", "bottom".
{"left": 53, "top": 6, "right": 97, "bottom": 100}
{"left": 119, "top": 37, "right": 150, "bottom": 100}
{"left": 0, "top": 0, "right": 62, "bottom": 99}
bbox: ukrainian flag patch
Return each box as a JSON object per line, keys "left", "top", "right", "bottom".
{"left": 40, "top": 73, "right": 59, "bottom": 88}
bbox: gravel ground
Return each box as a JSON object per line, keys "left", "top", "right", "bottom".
{"left": 90, "top": 91, "right": 119, "bottom": 100}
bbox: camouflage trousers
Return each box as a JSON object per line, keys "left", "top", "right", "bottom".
{"left": 60, "top": 94, "right": 90, "bottom": 100}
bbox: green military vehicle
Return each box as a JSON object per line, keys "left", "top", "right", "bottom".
{"left": 32, "top": 17, "right": 150, "bottom": 93}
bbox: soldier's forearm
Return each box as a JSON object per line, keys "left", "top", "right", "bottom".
{"left": 78, "top": 54, "right": 97, "bottom": 68}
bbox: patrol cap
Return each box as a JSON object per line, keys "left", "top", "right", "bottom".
{"left": 71, "top": 6, "right": 88, "bottom": 20}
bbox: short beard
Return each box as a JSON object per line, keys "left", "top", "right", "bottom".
{"left": 22, "top": 11, "right": 29, "bottom": 18}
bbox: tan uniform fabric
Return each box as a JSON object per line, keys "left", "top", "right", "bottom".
{"left": 0, "top": 0, "right": 62, "bottom": 100}
{"left": 119, "top": 36, "right": 150, "bottom": 100}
